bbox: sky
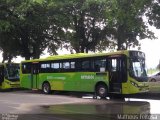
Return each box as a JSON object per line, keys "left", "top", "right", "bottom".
{"left": 139, "top": 27, "right": 160, "bottom": 69}
{"left": 0, "top": 27, "right": 160, "bottom": 69}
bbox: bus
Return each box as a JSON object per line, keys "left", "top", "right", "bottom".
{"left": 0, "top": 63, "right": 20, "bottom": 90}
{"left": 20, "top": 50, "right": 149, "bottom": 98}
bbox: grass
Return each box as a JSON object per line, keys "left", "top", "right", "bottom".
{"left": 147, "top": 69, "right": 159, "bottom": 76}
{"left": 149, "top": 82, "right": 160, "bottom": 93}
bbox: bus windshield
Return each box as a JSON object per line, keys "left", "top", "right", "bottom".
{"left": 6, "top": 64, "right": 19, "bottom": 80}
{"left": 129, "top": 51, "right": 148, "bottom": 82}
{"left": 130, "top": 58, "right": 147, "bottom": 78}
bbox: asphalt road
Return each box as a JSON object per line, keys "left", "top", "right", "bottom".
{"left": 0, "top": 90, "right": 93, "bottom": 114}
{"left": 0, "top": 90, "right": 123, "bottom": 120}
{"left": 0, "top": 90, "right": 160, "bottom": 120}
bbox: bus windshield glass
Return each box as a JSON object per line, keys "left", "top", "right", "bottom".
{"left": 6, "top": 64, "right": 19, "bottom": 80}
{"left": 129, "top": 51, "right": 147, "bottom": 81}
{"left": 130, "top": 58, "right": 147, "bottom": 77}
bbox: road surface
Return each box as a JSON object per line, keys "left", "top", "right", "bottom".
{"left": 0, "top": 90, "right": 160, "bottom": 120}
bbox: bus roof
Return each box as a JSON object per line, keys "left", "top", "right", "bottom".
{"left": 21, "top": 50, "right": 136, "bottom": 63}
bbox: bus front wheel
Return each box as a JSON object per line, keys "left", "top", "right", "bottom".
{"left": 42, "top": 82, "right": 51, "bottom": 94}
{"left": 96, "top": 84, "right": 108, "bottom": 99}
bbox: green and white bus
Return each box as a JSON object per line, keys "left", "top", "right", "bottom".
{"left": 20, "top": 50, "right": 149, "bottom": 98}
{"left": 0, "top": 63, "right": 20, "bottom": 90}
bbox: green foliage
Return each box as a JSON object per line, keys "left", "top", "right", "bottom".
{"left": 0, "top": 0, "right": 62, "bottom": 60}
{"left": 146, "top": 0, "right": 160, "bottom": 29}
{"left": 147, "top": 68, "right": 159, "bottom": 75}
{"left": 156, "top": 60, "right": 160, "bottom": 71}
{"left": 16, "top": 1, "right": 51, "bottom": 59}
{"left": 103, "top": 0, "right": 155, "bottom": 50}
{"left": 0, "top": 0, "right": 25, "bottom": 62}
{"left": 0, "top": 0, "right": 159, "bottom": 61}
{"left": 48, "top": 0, "right": 110, "bottom": 53}
{"left": 149, "top": 82, "right": 160, "bottom": 93}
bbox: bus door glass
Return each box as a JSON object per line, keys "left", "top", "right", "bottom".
{"left": 108, "top": 55, "right": 127, "bottom": 93}
{"left": 0, "top": 65, "right": 4, "bottom": 85}
{"left": 31, "top": 63, "right": 39, "bottom": 89}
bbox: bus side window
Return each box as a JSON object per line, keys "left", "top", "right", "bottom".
{"left": 76, "top": 60, "right": 82, "bottom": 71}
{"left": 51, "top": 62, "right": 60, "bottom": 72}
{"left": 40, "top": 63, "right": 50, "bottom": 73}
{"left": 70, "top": 62, "right": 75, "bottom": 68}
{"left": 62, "top": 61, "right": 76, "bottom": 72}
{"left": 82, "top": 60, "right": 90, "bottom": 71}
{"left": 22, "top": 63, "right": 31, "bottom": 74}
{"left": 62, "top": 62, "right": 70, "bottom": 69}
{"left": 94, "top": 58, "right": 106, "bottom": 72}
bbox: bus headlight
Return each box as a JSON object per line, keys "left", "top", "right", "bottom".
{"left": 130, "top": 81, "right": 138, "bottom": 87}
{"left": 5, "top": 81, "right": 10, "bottom": 85}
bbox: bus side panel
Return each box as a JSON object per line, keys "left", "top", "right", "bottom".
{"left": 56, "top": 72, "right": 108, "bottom": 92}
{"left": 38, "top": 72, "right": 109, "bottom": 93}
{"left": 64, "top": 72, "right": 95, "bottom": 92}
{"left": 38, "top": 73, "right": 84, "bottom": 91}
{"left": 20, "top": 74, "right": 32, "bottom": 89}
{"left": 38, "top": 72, "right": 96, "bottom": 92}
{"left": 38, "top": 73, "right": 65, "bottom": 91}
{"left": 62, "top": 73, "right": 77, "bottom": 91}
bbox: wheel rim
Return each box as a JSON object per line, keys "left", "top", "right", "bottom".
{"left": 99, "top": 87, "right": 106, "bottom": 95}
{"left": 43, "top": 83, "right": 49, "bottom": 93}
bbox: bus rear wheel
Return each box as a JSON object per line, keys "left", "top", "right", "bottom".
{"left": 151, "top": 79, "right": 156, "bottom": 82}
{"left": 42, "top": 82, "right": 51, "bottom": 94}
{"left": 96, "top": 84, "right": 108, "bottom": 99}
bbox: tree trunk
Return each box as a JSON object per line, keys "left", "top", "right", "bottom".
{"left": 117, "top": 25, "right": 125, "bottom": 50}
{"left": 25, "top": 55, "right": 31, "bottom": 60}
{"left": 8, "top": 54, "right": 12, "bottom": 63}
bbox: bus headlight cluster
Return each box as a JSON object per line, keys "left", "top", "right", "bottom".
{"left": 130, "top": 81, "right": 138, "bottom": 87}
{"left": 5, "top": 81, "right": 10, "bottom": 85}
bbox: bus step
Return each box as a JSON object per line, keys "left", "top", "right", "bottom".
{"left": 32, "top": 89, "right": 38, "bottom": 90}
{"left": 109, "top": 92, "right": 121, "bottom": 94}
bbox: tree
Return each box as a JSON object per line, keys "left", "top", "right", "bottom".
{"left": 0, "top": 0, "right": 159, "bottom": 62}
{"left": 0, "top": 30, "right": 21, "bottom": 62}
{"left": 0, "top": 0, "right": 23, "bottom": 62}
{"left": 16, "top": 1, "right": 51, "bottom": 59}
{"left": 157, "top": 60, "right": 160, "bottom": 71}
{"left": 103, "top": 0, "right": 155, "bottom": 50}
{"left": 146, "top": 0, "right": 160, "bottom": 29}
{"left": 48, "top": 0, "right": 156, "bottom": 53}
{"left": 0, "top": 0, "right": 71, "bottom": 61}
{"left": 17, "top": 0, "right": 66, "bottom": 59}
{"left": 47, "top": 0, "right": 110, "bottom": 53}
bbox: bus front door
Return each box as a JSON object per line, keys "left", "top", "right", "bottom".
{"left": 31, "top": 63, "right": 39, "bottom": 89}
{"left": 108, "top": 56, "right": 127, "bottom": 93}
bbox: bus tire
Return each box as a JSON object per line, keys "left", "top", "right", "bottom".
{"left": 96, "top": 84, "right": 108, "bottom": 99}
{"left": 151, "top": 79, "right": 156, "bottom": 82}
{"left": 42, "top": 82, "right": 51, "bottom": 94}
